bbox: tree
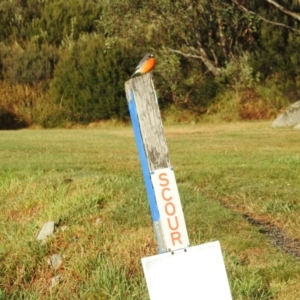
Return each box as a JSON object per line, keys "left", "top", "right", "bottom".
{"left": 49, "top": 33, "right": 133, "bottom": 123}
{"left": 38, "top": 0, "right": 102, "bottom": 45}
{"left": 1, "top": 41, "right": 58, "bottom": 85}
{"left": 232, "top": 0, "right": 300, "bottom": 34}
{"left": 101, "top": 0, "right": 259, "bottom": 109}
{"left": 102, "top": 0, "right": 259, "bottom": 76}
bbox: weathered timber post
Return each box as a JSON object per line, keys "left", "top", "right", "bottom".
{"left": 125, "top": 74, "right": 189, "bottom": 253}
{"left": 125, "top": 74, "right": 232, "bottom": 300}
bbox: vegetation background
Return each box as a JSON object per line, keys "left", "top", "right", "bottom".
{"left": 0, "top": 0, "right": 300, "bottom": 128}
{"left": 1, "top": 1, "right": 300, "bottom": 298}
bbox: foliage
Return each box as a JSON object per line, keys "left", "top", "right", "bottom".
{"left": 0, "top": 80, "right": 66, "bottom": 128}
{"left": 0, "top": 41, "right": 59, "bottom": 85}
{"left": 38, "top": 0, "right": 102, "bottom": 45}
{"left": 1, "top": 0, "right": 300, "bottom": 126}
{"left": 218, "top": 52, "right": 260, "bottom": 96}
{"left": 49, "top": 34, "right": 133, "bottom": 123}
{"left": 155, "top": 47, "right": 218, "bottom": 112}
{"left": 102, "top": 0, "right": 260, "bottom": 73}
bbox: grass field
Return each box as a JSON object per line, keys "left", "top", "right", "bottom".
{"left": 1, "top": 121, "right": 300, "bottom": 299}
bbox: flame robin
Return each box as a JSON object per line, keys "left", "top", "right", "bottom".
{"left": 131, "top": 53, "right": 156, "bottom": 78}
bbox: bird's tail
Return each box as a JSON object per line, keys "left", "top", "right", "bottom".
{"left": 131, "top": 69, "right": 139, "bottom": 78}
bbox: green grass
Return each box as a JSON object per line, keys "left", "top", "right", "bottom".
{"left": 1, "top": 122, "right": 300, "bottom": 299}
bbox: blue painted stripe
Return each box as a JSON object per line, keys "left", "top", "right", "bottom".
{"left": 128, "top": 90, "right": 160, "bottom": 222}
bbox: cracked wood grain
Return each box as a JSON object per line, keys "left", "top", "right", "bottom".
{"left": 125, "top": 74, "right": 171, "bottom": 171}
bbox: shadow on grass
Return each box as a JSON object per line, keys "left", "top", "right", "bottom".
{"left": 0, "top": 107, "right": 28, "bottom": 130}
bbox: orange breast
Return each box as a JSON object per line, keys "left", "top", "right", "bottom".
{"left": 140, "top": 57, "right": 156, "bottom": 74}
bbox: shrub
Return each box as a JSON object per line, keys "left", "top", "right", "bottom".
{"left": 0, "top": 41, "right": 59, "bottom": 85}
{"left": 39, "top": 0, "right": 102, "bottom": 46}
{"left": 155, "top": 47, "right": 218, "bottom": 112}
{"left": 49, "top": 34, "right": 133, "bottom": 123}
{"left": 238, "top": 89, "right": 279, "bottom": 120}
{"left": 0, "top": 81, "right": 66, "bottom": 128}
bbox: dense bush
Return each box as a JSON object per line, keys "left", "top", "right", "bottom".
{"left": 0, "top": 41, "right": 59, "bottom": 85}
{"left": 1, "top": 0, "right": 300, "bottom": 127}
{"left": 0, "top": 80, "right": 66, "bottom": 128}
{"left": 38, "top": 0, "right": 102, "bottom": 45}
{"left": 49, "top": 34, "right": 134, "bottom": 123}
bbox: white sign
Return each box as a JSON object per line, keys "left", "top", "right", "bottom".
{"left": 141, "top": 241, "right": 232, "bottom": 300}
{"left": 151, "top": 168, "right": 189, "bottom": 251}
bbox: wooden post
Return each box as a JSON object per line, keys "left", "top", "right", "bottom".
{"left": 125, "top": 74, "right": 189, "bottom": 253}
{"left": 126, "top": 75, "right": 232, "bottom": 300}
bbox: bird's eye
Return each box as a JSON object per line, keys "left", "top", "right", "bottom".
{"left": 149, "top": 54, "right": 154, "bottom": 58}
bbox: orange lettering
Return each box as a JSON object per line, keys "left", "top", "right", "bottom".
{"left": 159, "top": 173, "right": 169, "bottom": 187}
{"left": 167, "top": 216, "right": 179, "bottom": 230}
{"left": 165, "top": 202, "right": 176, "bottom": 216}
{"left": 162, "top": 187, "right": 172, "bottom": 201}
{"left": 171, "top": 232, "right": 182, "bottom": 245}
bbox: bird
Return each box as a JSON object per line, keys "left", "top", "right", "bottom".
{"left": 131, "top": 53, "right": 156, "bottom": 78}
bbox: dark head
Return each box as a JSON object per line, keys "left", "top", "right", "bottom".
{"left": 144, "top": 53, "right": 154, "bottom": 59}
